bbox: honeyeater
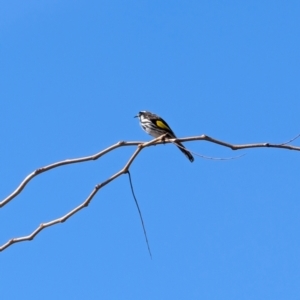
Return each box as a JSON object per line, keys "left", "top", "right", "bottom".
{"left": 135, "top": 111, "right": 194, "bottom": 162}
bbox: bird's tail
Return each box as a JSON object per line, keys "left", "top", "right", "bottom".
{"left": 175, "top": 142, "right": 194, "bottom": 162}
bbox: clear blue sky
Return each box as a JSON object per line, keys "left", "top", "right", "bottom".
{"left": 1, "top": 1, "right": 299, "bottom": 299}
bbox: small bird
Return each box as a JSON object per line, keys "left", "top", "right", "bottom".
{"left": 135, "top": 111, "right": 194, "bottom": 162}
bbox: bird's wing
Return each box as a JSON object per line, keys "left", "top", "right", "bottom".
{"left": 149, "top": 115, "right": 176, "bottom": 137}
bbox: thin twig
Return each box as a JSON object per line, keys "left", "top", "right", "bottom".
{"left": 192, "top": 152, "right": 246, "bottom": 161}
{"left": 280, "top": 133, "right": 300, "bottom": 145}
{"left": 0, "top": 186, "right": 100, "bottom": 251}
{"left": 127, "top": 171, "right": 152, "bottom": 258}
{"left": 170, "top": 141, "right": 245, "bottom": 161}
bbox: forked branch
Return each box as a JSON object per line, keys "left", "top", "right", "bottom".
{"left": 0, "top": 133, "right": 299, "bottom": 252}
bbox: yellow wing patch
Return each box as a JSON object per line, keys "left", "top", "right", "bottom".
{"left": 156, "top": 120, "right": 170, "bottom": 130}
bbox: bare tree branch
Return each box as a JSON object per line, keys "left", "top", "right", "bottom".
{"left": 0, "top": 141, "right": 139, "bottom": 208}
{"left": 0, "top": 136, "right": 163, "bottom": 252}
{"left": 2, "top": 134, "right": 299, "bottom": 208}
{"left": 1, "top": 133, "right": 299, "bottom": 252}
{"left": 177, "top": 135, "right": 300, "bottom": 151}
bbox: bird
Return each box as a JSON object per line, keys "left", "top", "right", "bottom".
{"left": 135, "top": 111, "right": 194, "bottom": 162}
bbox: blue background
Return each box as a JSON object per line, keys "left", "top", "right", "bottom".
{"left": 1, "top": 1, "right": 299, "bottom": 299}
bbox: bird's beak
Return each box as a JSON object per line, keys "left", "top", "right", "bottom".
{"left": 134, "top": 115, "right": 138, "bottom": 118}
